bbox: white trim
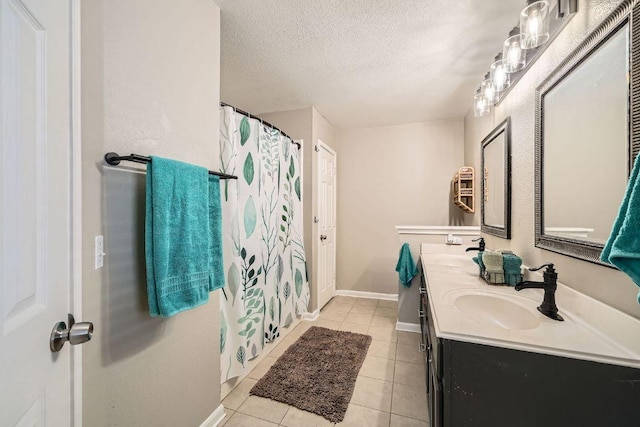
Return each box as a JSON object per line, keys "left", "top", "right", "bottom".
{"left": 335, "top": 290, "right": 398, "bottom": 301}
{"left": 544, "top": 227, "right": 594, "bottom": 238}
{"left": 70, "top": 1, "right": 82, "bottom": 425}
{"left": 395, "top": 225, "right": 480, "bottom": 235}
{"left": 396, "top": 322, "right": 421, "bottom": 333}
{"left": 200, "top": 404, "right": 226, "bottom": 427}
{"left": 301, "top": 309, "right": 320, "bottom": 321}
{"left": 315, "top": 139, "right": 338, "bottom": 310}
{"left": 316, "top": 138, "right": 337, "bottom": 156}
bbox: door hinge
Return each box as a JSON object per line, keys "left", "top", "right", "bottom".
{"left": 314, "top": 145, "right": 319, "bottom": 152}
{"left": 313, "top": 216, "right": 320, "bottom": 223}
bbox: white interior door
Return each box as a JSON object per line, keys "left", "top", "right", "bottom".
{"left": 316, "top": 141, "right": 336, "bottom": 310}
{"left": 1, "top": 0, "right": 76, "bottom": 425}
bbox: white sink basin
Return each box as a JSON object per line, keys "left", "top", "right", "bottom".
{"left": 446, "top": 290, "right": 541, "bottom": 330}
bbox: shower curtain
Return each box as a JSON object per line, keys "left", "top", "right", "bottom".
{"left": 219, "top": 106, "right": 310, "bottom": 382}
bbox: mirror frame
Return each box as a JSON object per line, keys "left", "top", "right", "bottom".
{"left": 535, "top": 0, "right": 640, "bottom": 266}
{"left": 481, "top": 117, "right": 512, "bottom": 239}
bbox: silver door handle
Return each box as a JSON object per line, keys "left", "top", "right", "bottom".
{"left": 320, "top": 235, "right": 327, "bottom": 241}
{"left": 50, "top": 313, "right": 94, "bottom": 352}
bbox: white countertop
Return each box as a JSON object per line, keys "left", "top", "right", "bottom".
{"left": 420, "top": 243, "right": 640, "bottom": 369}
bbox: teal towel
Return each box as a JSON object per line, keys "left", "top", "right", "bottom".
{"left": 472, "top": 251, "right": 485, "bottom": 276}
{"left": 146, "top": 157, "right": 221, "bottom": 317}
{"left": 208, "top": 175, "right": 225, "bottom": 291}
{"left": 601, "top": 157, "right": 640, "bottom": 303}
{"left": 395, "top": 243, "right": 418, "bottom": 287}
{"left": 476, "top": 250, "right": 485, "bottom": 270}
{"left": 503, "top": 253, "right": 522, "bottom": 286}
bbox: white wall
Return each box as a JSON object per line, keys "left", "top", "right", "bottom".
{"left": 336, "top": 120, "right": 464, "bottom": 294}
{"left": 463, "top": 0, "right": 640, "bottom": 319}
{"left": 81, "top": 1, "right": 222, "bottom": 425}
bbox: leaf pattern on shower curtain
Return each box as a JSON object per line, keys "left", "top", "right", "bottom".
{"left": 219, "top": 108, "right": 238, "bottom": 202}
{"left": 219, "top": 107, "right": 309, "bottom": 382}
{"left": 259, "top": 126, "right": 283, "bottom": 341}
{"left": 244, "top": 197, "right": 257, "bottom": 238}
{"left": 243, "top": 153, "right": 254, "bottom": 185}
{"left": 220, "top": 311, "right": 227, "bottom": 353}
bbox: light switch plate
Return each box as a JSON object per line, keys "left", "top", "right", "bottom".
{"left": 94, "top": 235, "right": 104, "bottom": 270}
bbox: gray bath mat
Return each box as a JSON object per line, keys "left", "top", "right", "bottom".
{"left": 250, "top": 326, "right": 372, "bottom": 423}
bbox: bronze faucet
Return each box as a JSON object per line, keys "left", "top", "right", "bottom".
{"left": 515, "top": 263, "right": 564, "bottom": 321}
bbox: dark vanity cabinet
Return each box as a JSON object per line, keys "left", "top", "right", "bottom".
{"left": 419, "top": 272, "right": 443, "bottom": 427}
{"left": 419, "top": 271, "right": 640, "bottom": 427}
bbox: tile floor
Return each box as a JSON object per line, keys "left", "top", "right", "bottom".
{"left": 220, "top": 296, "right": 430, "bottom": 427}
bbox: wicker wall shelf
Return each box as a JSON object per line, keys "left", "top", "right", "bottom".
{"left": 452, "top": 166, "right": 474, "bottom": 213}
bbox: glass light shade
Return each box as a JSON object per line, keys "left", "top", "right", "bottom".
{"left": 520, "top": 1, "right": 550, "bottom": 49}
{"left": 481, "top": 79, "right": 498, "bottom": 104}
{"left": 474, "top": 92, "right": 490, "bottom": 117}
{"left": 503, "top": 34, "right": 526, "bottom": 72}
{"left": 490, "top": 60, "right": 511, "bottom": 92}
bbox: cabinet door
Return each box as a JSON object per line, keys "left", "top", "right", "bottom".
{"left": 420, "top": 273, "right": 430, "bottom": 394}
{"left": 429, "top": 361, "right": 442, "bottom": 427}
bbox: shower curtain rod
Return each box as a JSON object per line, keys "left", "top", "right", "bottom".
{"left": 221, "top": 102, "right": 301, "bottom": 150}
{"left": 104, "top": 152, "right": 238, "bottom": 179}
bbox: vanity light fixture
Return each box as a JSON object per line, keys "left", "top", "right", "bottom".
{"left": 481, "top": 76, "right": 499, "bottom": 104}
{"left": 474, "top": 91, "right": 490, "bottom": 117}
{"left": 490, "top": 59, "right": 511, "bottom": 92}
{"left": 503, "top": 33, "right": 526, "bottom": 72}
{"left": 520, "top": 1, "right": 550, "bottom": 49}
{"left": 472, "top": 0, "right": 578, "bottom": 117}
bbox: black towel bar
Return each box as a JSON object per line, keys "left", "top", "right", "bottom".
{"left": 104, "top": 152, "right": 238, "bottom": 180}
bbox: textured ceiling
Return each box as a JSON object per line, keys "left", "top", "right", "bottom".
{"left": 215, "top": 0, "right": 526, "bottom": 129}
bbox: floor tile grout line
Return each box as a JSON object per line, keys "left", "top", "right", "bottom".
{"left": 389, "top": 337, "right": 398, "bottom": 423}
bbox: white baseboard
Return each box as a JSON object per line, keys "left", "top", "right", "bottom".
{"left": 301, "top": 309, "right": 320, "bottom": 321}
{"left": 200, "top": 404, "right": 226, "bottom": 427}
{"left": 396, "top": 322, "right": 421, "bottom": 333}
{"left": 395, "top": 225, "right": 480, "bottom": 235}
{"left": 335, "top": 290, "right": 398, "bottom": 301}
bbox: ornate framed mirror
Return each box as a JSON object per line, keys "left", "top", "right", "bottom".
{"left": 535, "top": 0, "right": 640, "bottom": 265}
{"left": 481, "top": 117, "right": 511, "bottom": 239}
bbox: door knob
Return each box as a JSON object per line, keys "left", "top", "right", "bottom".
{"left": 50, "top": 313, "right": 94, "bottom": 352}
{"left": 320, "top": 235, "right": 327, "bottom": 241}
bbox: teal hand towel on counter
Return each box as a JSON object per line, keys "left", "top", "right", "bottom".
{"left": 396, "top": 243, "right": 418, "bottom": 287}
{"left": 601, "top": 156, "right": 640, "bottom": 303}
{"left": 472, "top": 251, "right": 485, "bottom": 277}
{"left": 503, "top": 253, "right": 522, "bottom": 286}
{"left": 146, "top": 156, "right": 221, "bottom": 317}
{"left": 472, "top": 251, "right": 485, "bottom": 270}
